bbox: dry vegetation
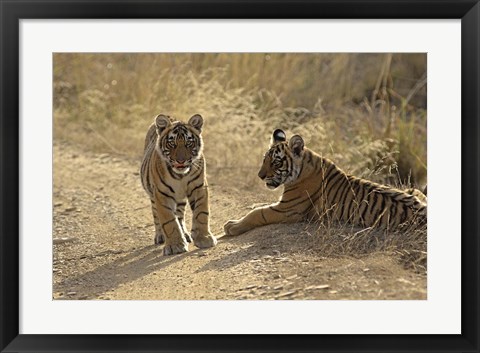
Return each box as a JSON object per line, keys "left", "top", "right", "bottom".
{"left": 54, "top": 53, "right": 426, "bottom": 185}
{"left": 53, "top": 53, "right": 428, "bottom": 287}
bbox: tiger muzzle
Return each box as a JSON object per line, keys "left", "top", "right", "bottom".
{"left": 258, "top": 163, "right": 269, "bottom": 180}
{"left": 172, "top": 145, "right": 190, "bottom": 168}
{"left": 258, "top": 169, "right": 267, "bottom": 180}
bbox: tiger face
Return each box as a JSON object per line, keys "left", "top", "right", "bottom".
{"left": 155, "top": 114, "right": 204, "bottom": 175}
{"left": 258, "top": 129, "right": 305, "bottom": 189}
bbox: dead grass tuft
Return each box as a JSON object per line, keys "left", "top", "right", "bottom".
{"left": 296, "top": 217, "right": 427, "bottom": 273}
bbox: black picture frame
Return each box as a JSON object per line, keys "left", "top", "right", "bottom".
{"left": 1, "top": 1, "right": 479, "bottom": 352}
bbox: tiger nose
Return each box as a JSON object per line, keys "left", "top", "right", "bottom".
{"left": 176, "top": 158, "right": 185, "bottom": 164}
{"left": 258, "top": 169, "right": 266, "bottom": 180}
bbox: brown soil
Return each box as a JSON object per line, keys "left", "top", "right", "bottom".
{"left": 53, "top": 141, "right": 426, "bottom": 300}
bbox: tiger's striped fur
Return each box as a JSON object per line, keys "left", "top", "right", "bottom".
{"left": 141, "top": 114, "right": 217, "bottom": 255}
{"left": 224, "top": 129, "right": 426, "bottom": 236}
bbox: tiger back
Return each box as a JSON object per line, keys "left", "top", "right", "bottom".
{"left": 224, "top": 129, "right": 426, "bottom": 236}
{"left": 141, "top": 114, "right": 217, "bottom": 255}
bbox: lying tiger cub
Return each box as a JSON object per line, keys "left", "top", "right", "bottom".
{"left": 224, "top": 129, "right": 426, "bottom": 236}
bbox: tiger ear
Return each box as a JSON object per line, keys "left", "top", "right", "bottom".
{"left": 155, "top": 114, "right": 171, "bottom": 133}
{"left": 289, "top": 135, "right": 304, "bottom": 156}
{"left": 272, "top": 129, "right": 287, "bottom": 143}
{"left": 188, "top": 114, "right": 204, "bottom": 132}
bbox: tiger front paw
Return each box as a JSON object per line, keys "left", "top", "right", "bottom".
{"left": 154, "top": 232, "right": 165, "bottom": 245}
{"left": 163, "top": 240, "right": 188, "bottom": 256}
{"left": 223, "top": 220, "right": 245, "bottom": 236}
{"left": 193, "top": 232, "right": 218, "bottom": 249}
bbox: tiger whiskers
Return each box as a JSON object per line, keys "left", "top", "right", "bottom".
{"left": 189, "top": 160, "right": 203, "bottom": 173}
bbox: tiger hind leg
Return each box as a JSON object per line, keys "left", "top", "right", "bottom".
{"left": 404, "top": 187, "right": 427, "bottom": 204}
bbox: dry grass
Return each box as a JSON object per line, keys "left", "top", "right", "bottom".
{"left": 53, "top": 53, "right": 427, "bottom": 270}
{"left": 305, "top": 219, "right": 427, "bottom": 273}
{"left": 53, "top": 53, "right": 426, "bottom": 185}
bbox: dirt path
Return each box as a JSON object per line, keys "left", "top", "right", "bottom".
{"left": 53, "top": 142, "right": 426, "bottom": 300}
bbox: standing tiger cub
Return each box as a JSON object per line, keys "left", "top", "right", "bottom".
{"left": 141, "top": 114, "right": 217, "bottom": 255}
{"left": 224, "top": 129, "right": 426, "bottom": 236}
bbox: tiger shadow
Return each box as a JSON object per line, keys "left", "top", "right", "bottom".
{"left": 54, "top": 244, "right": 207, "bottom": 299}
{"left": 197, "top": 223, "right": 321, "bottom": 273}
